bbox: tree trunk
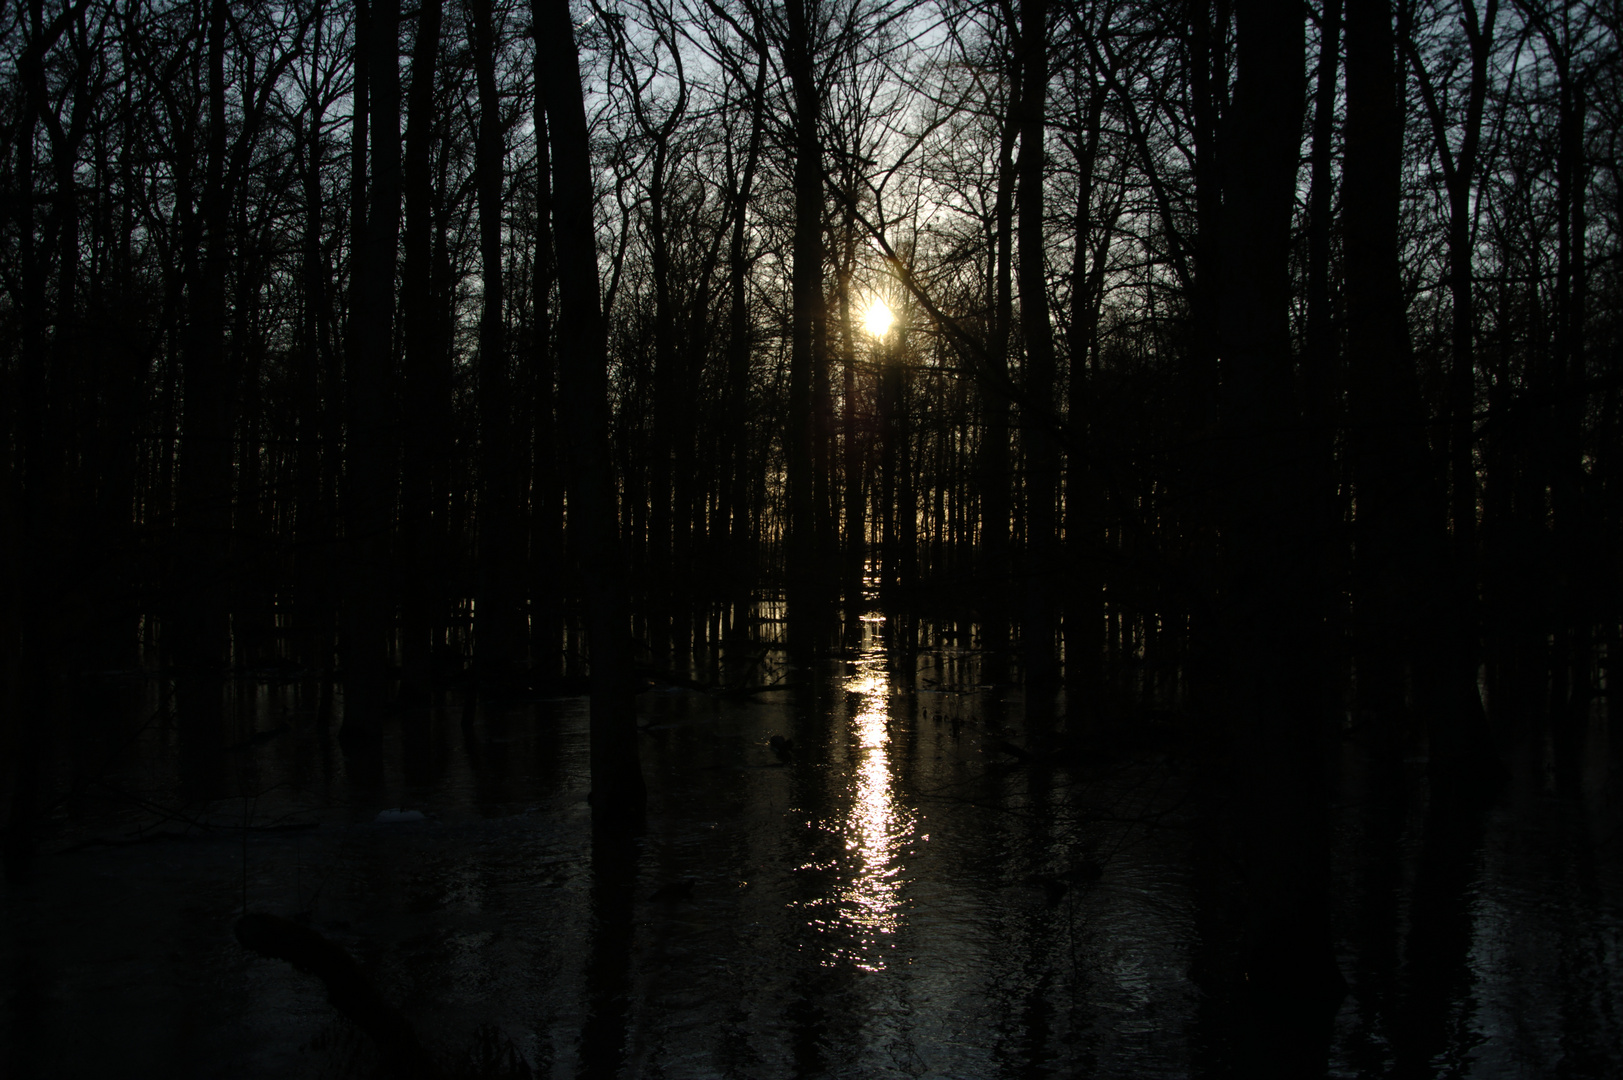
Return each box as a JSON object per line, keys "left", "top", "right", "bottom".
{"left": 470, "top": 0, "right": 520, "bottom": 681}
{"left": 1218, "top": 0, "right": 1340, "bottom": 1004}
{"left": 7, "top": 0, "right": 66, "bottom": 853}
{"left": 1187, "top": 0, "right": 1228, "bottom": 417}
{"left": 539, "top": 0, "right": 645, "bottom": 830}
{"left": 1302, "top": 0, "right": 1345, "bottom": 715}
{"left": 1018, "top": 0, "right": 1059, "bottom": 695}
{"left": 1304, "top": 0, "right": 1341, "bottom": 400}
{"left": 1346, "top": 0, "right": 1496, "bottom": 792}
{"left": 784, "top": 0, "right": 824, "bottom": 642}
{"left": 343, "top": 0, "right": 402, "bottom": 740}
{"left": 837, "top": 209, "right": 866, "bottom": 605}
{"left": 980, "top": 61, "right": 1020, "bottom": 682}
{"left": 1405, "top": 0, "right": 1498, "bottom": 739}
{"left": 647, "top": 133, "right": 676, "bottom": 656}
{"left": 879, "top": 339, "right": 900, "bottom": 593}
{"left": 529, "top": 0, "right": 563, "bottom": 680}
{"left": 1065, "top": 63, "right": 1108, "bottom": 712}
{"left": 400, "top": 0, "right": 445, "bottom": 691}
{"left": 721, "top": 46, "right": 766, "bottom": 604}
{"left": 174, "top": 0, "right": 235, "bottom": 787}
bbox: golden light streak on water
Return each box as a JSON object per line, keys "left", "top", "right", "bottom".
{"left": 827, "top": 618, "right": 915, "bottom": 972}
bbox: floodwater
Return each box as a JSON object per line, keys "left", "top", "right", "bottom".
{"left": 3, "top": 612, "right": 1622, "bottom": 1078}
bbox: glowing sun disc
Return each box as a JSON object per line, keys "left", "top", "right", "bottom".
{"left": 863, "top": 298, "right": 895, "bottom": 338}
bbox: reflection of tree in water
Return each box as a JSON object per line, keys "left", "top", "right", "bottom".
{"left": 580, "top": 831, "right": 637, "bottom": 1080}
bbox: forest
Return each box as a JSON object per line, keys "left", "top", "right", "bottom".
{"left": 2, "top": 0, "right": 1622, "bottom": 1075}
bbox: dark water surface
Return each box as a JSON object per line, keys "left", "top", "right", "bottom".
{"left": 4, "top": 615, "right": 1622, "bottom": 1077}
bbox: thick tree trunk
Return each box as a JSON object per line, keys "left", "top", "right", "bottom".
{"left": 1547, "top": 36, "right": 1590, "bottom": 786}
{"left": 529, "top": 0, "right": 563, "bottom": 680}
{"left": 539, "top": 0, "right": 645, "bottom": 829}
{"left": 784, "top": 0, "right": 824, "bottom": 641}
{"left": 343, "top": 0, "right": 402, "bottom": 740}
{"left": 7, "top": 0, "right": 63, "bottom": 853}
{"left": 1018, "top": 0, "right": 1059, "bottom": 695}
{"left": 1187, "top": 0, "right": 1228, "bottom": 416}
{"left": 400, "top": 0, "right": 445, "bottom": 690}
{"left": 1346, "top": 0, "right": 1496, "bottom": 792}
{"left": 1302, "top": 0, "right": 1345, "bottom": 712}
{"left": 1218, "top": 0, "right": 1340, "bottom": 1003}
{"left": 1304, "top": 0, "right": 1341, "bottom": 400}
{"left": 1345, "top": 0, "right": 1419, "bottom": 731}
{"left": 174, "top": 0, "right": 235, "bottom": 787}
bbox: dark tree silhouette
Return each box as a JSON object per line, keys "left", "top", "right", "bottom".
{"left": 539, "top": 0, "right": 644, "bottom": 827}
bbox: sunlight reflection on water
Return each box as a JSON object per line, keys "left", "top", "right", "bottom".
{"left": 806, "top": 616, "right": 919, "bottom": 972}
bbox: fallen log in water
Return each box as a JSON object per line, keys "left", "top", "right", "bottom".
{"left": 234, "top": 912, "right": 443, "bottom": 1080}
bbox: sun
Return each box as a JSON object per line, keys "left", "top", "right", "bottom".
{"left": 863, "top": 297, "right": 895, "bottom": 338}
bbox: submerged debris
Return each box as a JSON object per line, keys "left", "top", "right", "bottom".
{"left": 768, "top": 734, "right": 796, "bottom": 762}
{"left": 374, "top": 809, "right": 429, "bottom": 824}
